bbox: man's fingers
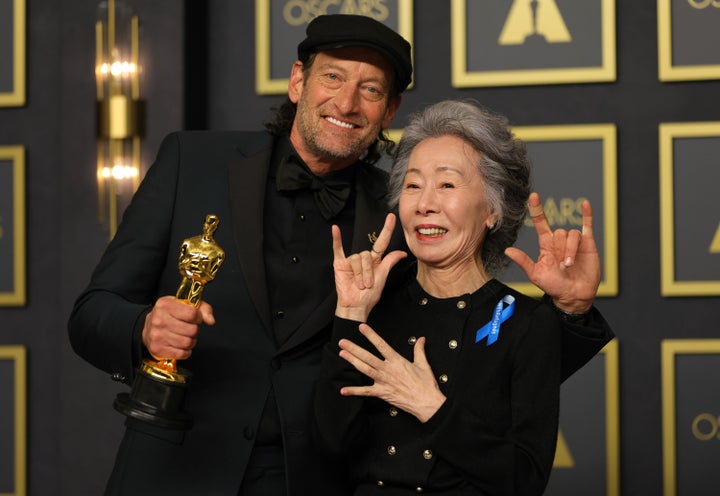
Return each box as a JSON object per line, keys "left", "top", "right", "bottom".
{"left": 198, "top": 301, "right": 216, "bottom": 326}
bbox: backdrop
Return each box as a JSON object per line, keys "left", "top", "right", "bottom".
{"left": 0, "top": 1, "right": 719, "bottom": 495}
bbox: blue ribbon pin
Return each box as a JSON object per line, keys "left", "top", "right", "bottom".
{"left": 475, "top": 295, "right": 516, "bottom": 346}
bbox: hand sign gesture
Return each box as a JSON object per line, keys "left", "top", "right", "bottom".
{"left": 333, "top": 213, "right": 407, "bottom": 322}
{"left": 504, "top": 192, "right": 601, "bottom": 314}
{"left": 338, "top": 323, "right": 446, "bottom": 423}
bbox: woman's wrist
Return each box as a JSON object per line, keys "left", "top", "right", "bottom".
{"left": 548, "top": 298, "right": 591, "bottom": 323}
{"left": 335, "top": 306, "right": 369, "bottom": 323}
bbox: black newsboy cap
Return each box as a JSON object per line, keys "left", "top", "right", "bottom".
{"left": 297, "top": 14, "right": 412, "bottom": 92}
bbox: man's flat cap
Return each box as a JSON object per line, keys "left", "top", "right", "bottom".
{"left": 297, "top": 14, "right": 412, "bottom": 92}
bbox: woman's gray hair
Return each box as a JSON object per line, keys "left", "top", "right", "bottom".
{"left": 388, "top": 99, "right": 532, "bottom": 275}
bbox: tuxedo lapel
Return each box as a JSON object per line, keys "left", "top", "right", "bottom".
{"left": 228, "top": 139, "right": 273, "bottom": 334}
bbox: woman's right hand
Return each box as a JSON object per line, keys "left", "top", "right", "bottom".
{"left": 333, "top": 213, "right": 407, "bottom": 322}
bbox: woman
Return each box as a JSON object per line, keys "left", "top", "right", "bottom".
{"left": 314, "top": 100, "right": 583, "bottom": 495}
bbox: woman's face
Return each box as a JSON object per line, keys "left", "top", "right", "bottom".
{"left": 399, "top": 135, "right": 497, "bottom": 270}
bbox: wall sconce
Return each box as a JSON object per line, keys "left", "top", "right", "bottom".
{"left": 95, "top": 0, "right": 144, "bottom": 238}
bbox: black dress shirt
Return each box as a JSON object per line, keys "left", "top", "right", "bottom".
{"left": 257, "top": 135, "right": 357, "bottom": 447}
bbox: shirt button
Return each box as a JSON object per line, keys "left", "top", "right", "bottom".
{"left": 387, "top": 445, "right": 397, "bottom": 455}
{"left": 423, "top": 449, "right": 433, "bottom": 460}
{"left": 416, "top": 487, "right": 424, "bottom": 493}
{"left": 377, "top": 481, "right": 385, "bottom": 487}
{"left": 439, "top": 374, "right": 449, "bottom": 384}
{"left": 448, "top": 339, "right": 458, "bottom": 349}
{"left": 419, "top": 297, "right": 428, "bottom": 306}
{"left": 291, "top": 256, "right": 300, "bottom": 263}
{"left": 408, "top": 336, "right": 417, "bottom": 345}
{"left": 276, "top": 310, "right": 285, "bottom": 319}
{"left": 456, "top": 300, "right": 466, "bottom": 309}
{"left": 389, "top": 407, "right": 398, "bottom": 417}
{"left": 299, "top": 214, "right": 306, "bottom": 221}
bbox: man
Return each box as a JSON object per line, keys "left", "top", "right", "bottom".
{"left": 69, "top": 14, "right": 612, "bottom": 495}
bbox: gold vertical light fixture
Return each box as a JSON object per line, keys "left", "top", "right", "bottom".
{"left": 95, "top": 0, "right": 143, "bottom": 238}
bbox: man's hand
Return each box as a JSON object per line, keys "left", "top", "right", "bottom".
{"left": 142, "top": 296, "right": 216, "bottom": 360}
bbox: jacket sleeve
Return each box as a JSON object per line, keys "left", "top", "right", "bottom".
{"left": 545, "top": 293, "right": 615, "bottom": 382}
{"left": 67, "top": 132, "right": 182, "bottom": 383}
{"left": 425, "top": 303, "right": 562, "bottom": 496}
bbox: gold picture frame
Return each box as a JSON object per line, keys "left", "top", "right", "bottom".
{"left": 603, "top": 339, "right": 621, "bottom": 496}
{"left": 658, "top": 0, "right": 720, "bottom": 81}
{"left": 0, "top": 146, "right": 26, "bottom": 306}
{"left": 661, "top": 339, "right": 720, "bottom": 496}
{"left": 0, "top": 0, "right": 26, "bottom": 106}
{"left": 659, "top": 122, "right": 720, "bottom": 296}
{"left": 550, "top": 339, "right": 620, "bottom": 495}
{"left": 451, "top": 0, "right": 616, "bottom": 87}
{"left": 255, "top": 0, "right": 414, "bottom": 94}
{"left": 0, "top": 345, "right": 26, "bottom": 496}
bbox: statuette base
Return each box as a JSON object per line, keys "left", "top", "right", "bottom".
{"left": 113, "top": 362, "right": 193, "bottom": 431}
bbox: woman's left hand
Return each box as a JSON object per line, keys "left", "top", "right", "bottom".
{"left": 338, "top": 323, "right": 446, "bottom": 423}
{"left": 505, "top": 192, "right": 600, "bottom": 314}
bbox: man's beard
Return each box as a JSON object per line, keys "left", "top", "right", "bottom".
{"left": 295, "top": 97, "right": 378, "bottom": 162}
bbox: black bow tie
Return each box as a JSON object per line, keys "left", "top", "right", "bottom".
{"left": 276, "top": 158, "right": 352, "bottom": 220}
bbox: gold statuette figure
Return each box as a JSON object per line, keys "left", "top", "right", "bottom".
{"left": 146, "top": 214, "right": 225, "bottom": 379}
{"left": 114, "top": 214, "right": 225, "bottom": 430}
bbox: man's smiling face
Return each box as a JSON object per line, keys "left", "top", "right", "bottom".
{"left": 288, "top": 46, "right": 401, "bottom": 174}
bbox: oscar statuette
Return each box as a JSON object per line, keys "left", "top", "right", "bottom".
{"left": 114, "top": 214, "right": 225, "bottom": 430}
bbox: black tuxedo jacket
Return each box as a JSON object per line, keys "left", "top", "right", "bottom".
{"left": 69, "top": 130, "right": 389, "bottom": 495}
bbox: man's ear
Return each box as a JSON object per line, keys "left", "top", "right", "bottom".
{"left": 288, "top": 61, "right": 305, "bottom": 104}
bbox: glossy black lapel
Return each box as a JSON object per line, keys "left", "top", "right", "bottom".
{"left": 227, "top": 135, "right": 274, "bottom": 335}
